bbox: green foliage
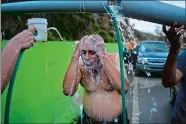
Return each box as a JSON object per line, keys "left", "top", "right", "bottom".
{"left": 92, "top": 24, "right": 100, "bottom": 31}
{"left": 2, "top": 13, "right": 96, "bottom": 40}
{"left": 99, "top": 30, "right": 115, "bottom": 43}
{"left": 2, "top": 13, "right": 115, "bottom": 42}
{"left": 99, "top": 30, "right": 107, "bottom": 38}
{"left": 2, "top": 12, "right": 162, "bottom": 43}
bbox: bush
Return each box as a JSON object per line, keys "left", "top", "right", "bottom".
{"left": 99, "top": 30, "right": 114, "bottom": 43}
{"left": 92, "top": 24, "right": 100, "bottom": 31}
{"left": 2, "top": 13, "right": 116, "bottom": 42}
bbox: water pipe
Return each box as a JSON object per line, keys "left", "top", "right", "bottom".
{"left": 107, "top": 4, "right": 127, "bottom": 123}
{"left": 1, "top": 1, "right": 186, "bottom": 26}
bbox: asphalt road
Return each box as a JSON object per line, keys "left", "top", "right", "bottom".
{"left": 126, "top": 72, "right": 173, "bottom": 124}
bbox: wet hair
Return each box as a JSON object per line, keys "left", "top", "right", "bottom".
{"left": 79, "top": 34, "right": 105, "bottom": 53}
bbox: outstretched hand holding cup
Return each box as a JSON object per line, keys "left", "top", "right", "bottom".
{"left": 9, "top": 26, "right": 37, "bottom": 50}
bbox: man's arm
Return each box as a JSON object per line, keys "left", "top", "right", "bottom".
{"left": 162, "top": 50, "right": 183, "bottom": 88}
{"left": 162, "top": 23, "right": 185, "bottom": 88}
{"left": 1, "top": 41, "right": 21, "bottom": 93}
{"left": 63, "top": 43, "right": 82, "bottom": 96}
{"left": 103, "top": 53, "right": 129, "bottom": 94}
{"left": 1, "top": 27, "right": 36, "bottom": 94}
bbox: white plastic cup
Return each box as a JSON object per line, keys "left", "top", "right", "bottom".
{"left": 27, "top": 18, "right": 48, "bottom": 41}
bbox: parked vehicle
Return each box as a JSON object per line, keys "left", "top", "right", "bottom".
{"left": 132, "top": 40, "right": 169, "bottom": 76}
{"left": 124, "top": 40, "right": 178, "bottom": 107}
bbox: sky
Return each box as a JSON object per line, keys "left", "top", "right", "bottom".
{"left": 129, "top": 1, "right": 185, "bottom": 36}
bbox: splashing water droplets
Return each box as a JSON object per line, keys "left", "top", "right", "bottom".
{"left": 115, "top": 13, "right": 139, "bottom": 82}
{"left": 80, "top": 104, "right": 83, "bottom": 123}
{"left": 142, "top": 60, "right": 146, "bottom": 64}
{"left": 133, "top": 51, "right": 137, "bottom": 54}
{"left": 128, "top": 71, "right": 131, "bottom": 74}
{"left": 128, "top": 63, "right": 133, "bottom": 71}
{"left": 146, "top": 71, "right": 151, "bottom": 77}
{"left": 154, "top": 102, "right": 157, "bottom": 107}
{"left": 45, "top": 27, "right": 63, "bottom": 41}
{"left": 152, "top": 107, "right": 157, "bottom": 112}
{"left": 150, "top": 109, "right": 152, "bottom": 113}
{"left": 148, "top": 88, "right": 150, "bottom": 93}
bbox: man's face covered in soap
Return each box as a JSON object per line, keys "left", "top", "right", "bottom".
{"left": 79, "top": 34, "right": 106, "bottom": 70}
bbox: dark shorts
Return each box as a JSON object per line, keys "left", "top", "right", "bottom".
{"left": 81, "top": 109, "right": 130, "bottom": 124}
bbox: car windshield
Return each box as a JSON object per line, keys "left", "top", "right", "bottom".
{"left": 139, "top": 42, "right": 168, "bottom": 52}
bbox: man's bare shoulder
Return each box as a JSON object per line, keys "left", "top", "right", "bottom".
{"left": 107, "top": 53, "right": 119, "bottom": 63}
{"left": 107, "top": 53, "right": 119, "bottom": 57}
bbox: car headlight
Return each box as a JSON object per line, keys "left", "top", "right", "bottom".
{"left": 137, "top": 57, "right": 147, "bottom": 64}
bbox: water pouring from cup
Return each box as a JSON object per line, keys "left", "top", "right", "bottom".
{"left": 27, "top": 18, "right": 63, "bottom": 42}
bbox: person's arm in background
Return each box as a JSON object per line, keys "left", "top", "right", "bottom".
{"left": 63, "top": 42, "right": 82, "bottom": 96}
{"left": 162, "top": 23, "right": 186, "bottom": 88}
{"left": 1, "top": 27, "right": 36, "bottom": 94}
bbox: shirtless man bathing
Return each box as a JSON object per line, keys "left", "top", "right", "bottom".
{"left": 63, "top": 34, "right": 129, "bottom": 123}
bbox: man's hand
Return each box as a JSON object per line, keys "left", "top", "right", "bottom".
{"left": 163, "top": 22, "right": 186, "bottom": 52}
{"left": 9, "top": 26, "right": 37, "bottom": 51}
{"left": 92, "top": 34, "right": 105, "bottom": 53}
{"left": 97, "top": 52, "right": 113, "bottom": 69}
{"left": 73, "top": 41, "right": 81, "bottom": 57}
